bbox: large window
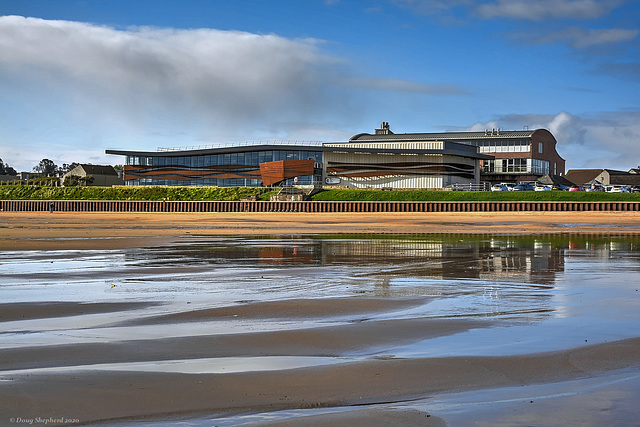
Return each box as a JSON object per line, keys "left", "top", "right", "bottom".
{"left": 482, "top": 158, "right": 549, "bottom": 175}
{"left": 477, "top": 139, "right": 530, "bottom": 153}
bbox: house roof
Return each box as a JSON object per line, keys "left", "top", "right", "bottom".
{"left": 567, "top": 168, "right": 640, "bottom": 186}
{"left": 74, "top": 164, "right": 118, "bottom": 176}
{"left": 564, "top": 169, "right": 603, "bottom": 185}
{"left": 537, "top": 174, "right": 576, "bottom": 187}
{"left": 610, "top": 174, "right": 640, "bottom": 186}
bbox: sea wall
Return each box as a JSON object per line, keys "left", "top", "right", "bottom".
{"left": 2, "top": 200, "right": 640, "bottom": 213}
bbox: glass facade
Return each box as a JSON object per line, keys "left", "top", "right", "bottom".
{"left": 457, "top": 139, "right": 531, "bottom": 153}
{"left": 483, "top": 158, "right": 549, "bottom": 175}
{"left": 124, "top": 149, "right": 323, "bottom": 187}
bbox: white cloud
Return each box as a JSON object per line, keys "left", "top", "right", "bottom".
{"left": 0, "top": 16, "right": 349, "bottom": 134}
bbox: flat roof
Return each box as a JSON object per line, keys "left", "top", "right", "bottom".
{"left": 106, "top": 141, "right": 492, "bottom": 160}
{"left": 350, "top": 129, "right": 544, "bottom": 142}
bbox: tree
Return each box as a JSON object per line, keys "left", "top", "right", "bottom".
{"left": 0, "top": 158, "right": 17, "bottom": 176}
{"left": 33, "top": 159, "right": 58, "bottom": 177}
{"left": 63, "top": 174, "right": 94, "bottom": 187}
{"left": 59, "top": 162, "right": 80, "bottom": 175}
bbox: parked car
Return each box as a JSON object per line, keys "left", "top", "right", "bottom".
{"left": 568, "top": 185, "right": 584, "bottom": 192}
{"left": 513, "top": 183, "right": 534, "bottom": 191}
{"left": 534, "top": 184, "right": 551, "bottom": 191}
{"left": 586, "top": 184, "right": 604, "bottom": 192}
{"left": 630, "top": 186, "right": 640, "bottom": 193}
{"left": 551, "top": 184, "right": 568, "bottom": 191}
{"left": 604, "top": 185, "right": 629, "bottom": 193}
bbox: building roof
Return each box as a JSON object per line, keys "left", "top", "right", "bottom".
{"left": 564, "top": 169, "right": 603, "bottom": 185}
{"left": 107, "top": 141, "right": 492, "bottom": 160}
{"left": 567, "top": 168, "right": 640, "bottom": 186}
{"left": 610, "top": 173, "right": 640, "bottom": 186}
{"left": 350, "top": 129, "right": 543, "bottom": 143}
{"left": 69, "top": 164, "right": 118, "bottom": 176}
{"left": 537, "top": 174, "right": 576, "bottom": 187}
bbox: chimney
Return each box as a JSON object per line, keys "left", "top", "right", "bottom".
{"left": 375, "top": 122, "right": 393, "bottom": 135}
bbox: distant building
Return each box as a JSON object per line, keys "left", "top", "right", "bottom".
{"left": 63, "top": 164, "right": 123, "bottom": 187}
{"left": 565, "top": 169, "right": 640, "bottom": 188}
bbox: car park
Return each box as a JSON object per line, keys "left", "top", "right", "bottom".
{"left": 513, "top": 183, "right": 534, "bottom": 191}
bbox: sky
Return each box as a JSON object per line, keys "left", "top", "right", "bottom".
{"left": 1, "top": 0, "right": 639, "bottom": 173}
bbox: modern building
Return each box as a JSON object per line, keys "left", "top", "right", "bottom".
{"left": 106, "top": 145, "right": 325, "bottom": 187}
{"left": 106, "top": 124, "right": 563, "bottom": 189}
{"left": 322, "top": 123, "right": 490, "bottom": 189}
{"left": 346, "top": 125, "right": 565, "bottom": 185}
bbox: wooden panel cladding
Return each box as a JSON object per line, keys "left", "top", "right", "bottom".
{"left": 259, "top": 160, "right": 315, "bottom": 186}
{"left": 122, "top": 164, "right": 261, "bottom": 181}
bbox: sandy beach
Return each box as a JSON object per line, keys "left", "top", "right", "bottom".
{"left": 1, "top": 210, "right": 640, "bottom": 426}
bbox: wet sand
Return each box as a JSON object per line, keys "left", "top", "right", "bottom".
{"left": 2, "top": 211, "right": 640, "bottom": 425}
{"left": 2, "top": 210, "right": 640, "bottom": 251}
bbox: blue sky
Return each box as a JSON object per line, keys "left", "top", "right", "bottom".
{"left": 1, "top": 0, "right": 639, "bottom": 172}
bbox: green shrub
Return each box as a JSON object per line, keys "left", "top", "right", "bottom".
{"left": 0, "top": 186, "right": 271, "bottom": 201}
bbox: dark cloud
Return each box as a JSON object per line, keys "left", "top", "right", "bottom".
{"left": 476, "top": 0, "right": 625, "bottom": 21}
{"left": 592, "top": 62, "right": 640, "bottom": 80}
{"left": 510, "top": 27, "right": 638, "bottom": 50}
{"left": 392, "top": 0, "right": 626, "bottom": 20}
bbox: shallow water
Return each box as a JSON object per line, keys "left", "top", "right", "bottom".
{"left": 2, "top": 234, "right": 640, "bottom": 424}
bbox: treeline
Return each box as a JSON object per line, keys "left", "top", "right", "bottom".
{"left": 0, "top": 186, "right": 272, "bottom": 201}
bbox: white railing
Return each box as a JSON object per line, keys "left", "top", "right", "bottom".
{"left": 446, "top": 182, "right": 490, "bottom": 191}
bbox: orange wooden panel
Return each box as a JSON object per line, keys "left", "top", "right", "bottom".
{"left": 259, "top": 160, "right": 314, "bottom": 186}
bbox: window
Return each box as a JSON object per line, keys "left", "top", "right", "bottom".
{"left": 538, "top": 142, "right": 543, "bottom": 154}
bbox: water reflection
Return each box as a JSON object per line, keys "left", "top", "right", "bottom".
{"left": 2, "top": 234, "right": 640, "bottom": 354}
{"left": 141, "top": 234, "right": 640, "bottom": 280}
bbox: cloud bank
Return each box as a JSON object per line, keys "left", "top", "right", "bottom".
{"left": 0, "top": 15, "right": 347, "bottom": 134}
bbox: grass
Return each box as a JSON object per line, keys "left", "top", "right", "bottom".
{"left": 1, "top": 186, "right": 639, "bottom": 202}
